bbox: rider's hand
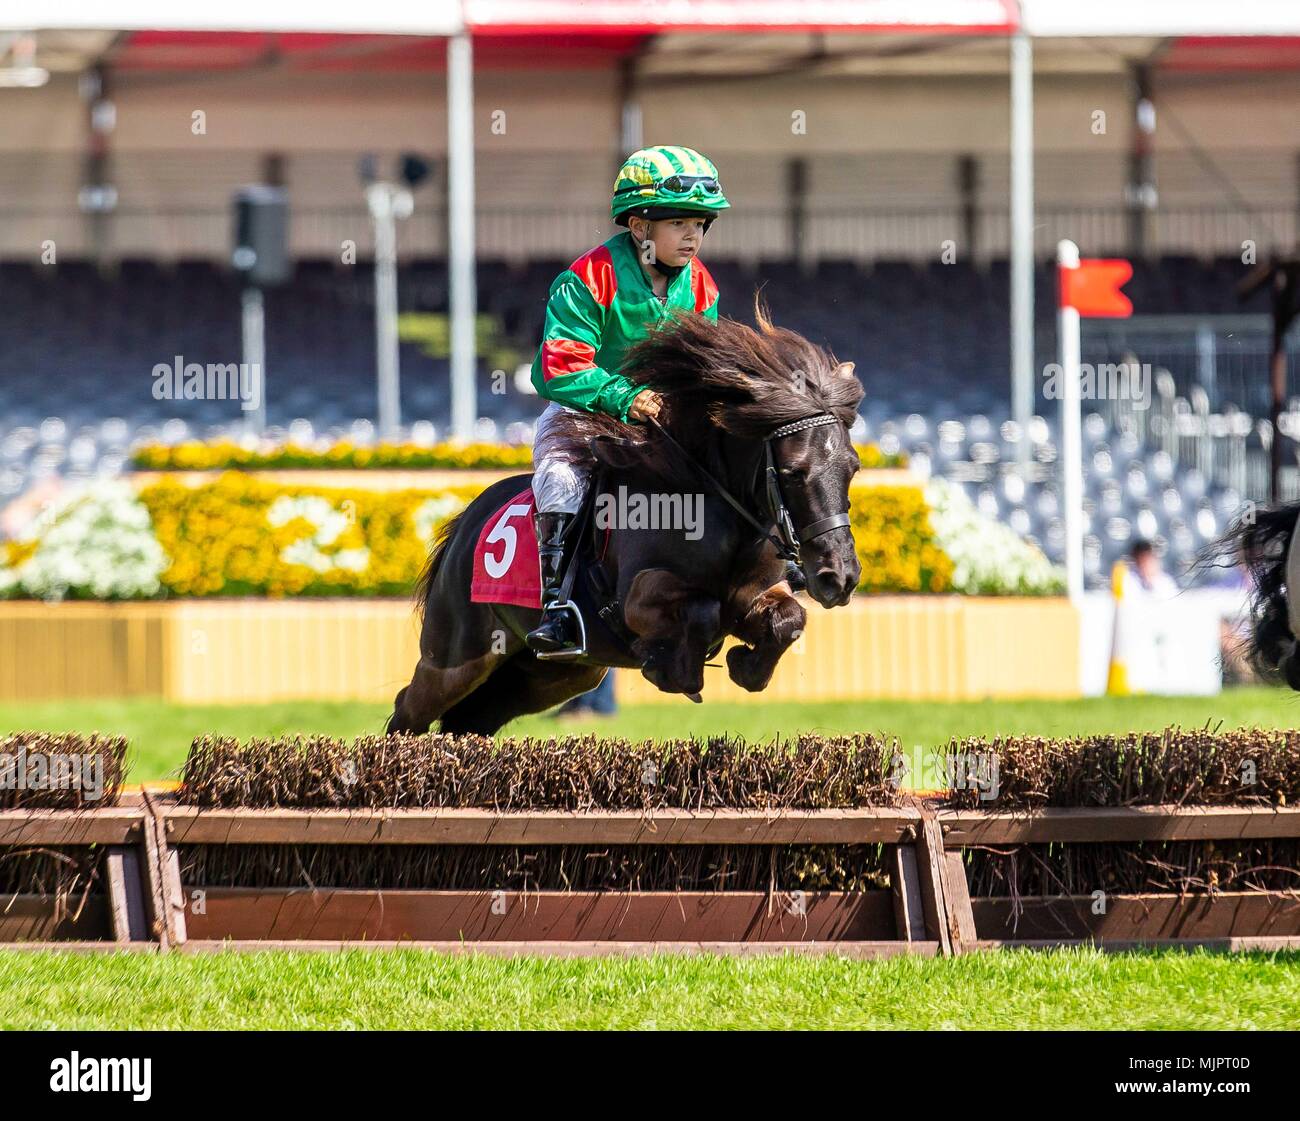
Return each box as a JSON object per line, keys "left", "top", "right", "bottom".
{"left": 628, "top": 389, "right": 663, "bottom": 423}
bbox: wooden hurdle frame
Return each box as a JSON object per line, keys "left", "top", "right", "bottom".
{"left": 0, "top": 794, "right": 160, "bottom": 952}
{"left": 4, "top": 795, "right": 1299, "bottom": 955}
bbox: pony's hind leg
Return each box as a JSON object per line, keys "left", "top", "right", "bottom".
{"left": 621, "top": 568, "right": 721, "bottom": 697}
{"left": 386, "top": 646, "right": 509, "bottom": 735}
{"left": 437, "top": 656, "right": 607, "bottom": 735}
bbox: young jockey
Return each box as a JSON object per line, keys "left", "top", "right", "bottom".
{"left": 525, "top": 145, "right": 728, "bottom": 654}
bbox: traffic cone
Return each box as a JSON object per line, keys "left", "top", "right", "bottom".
{"left": 1106, "top": 559, "right": 1130, "bottom": 695}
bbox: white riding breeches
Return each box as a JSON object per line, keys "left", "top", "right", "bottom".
{"left": 531, "top": 401, "right": 593, "bottom": 515}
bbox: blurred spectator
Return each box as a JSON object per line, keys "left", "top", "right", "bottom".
{"left": 554, "top": 671, "right": 617, "bottom": 720}
{"left": 1127, "top": 539, "right": 1178, "bottom": 599}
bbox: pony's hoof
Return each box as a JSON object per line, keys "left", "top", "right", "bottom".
{"left": 685, "top": 691, "right": 703, "bottom": 704}
{"left": 726, "top": 644, "right": 769, "bottom": 692}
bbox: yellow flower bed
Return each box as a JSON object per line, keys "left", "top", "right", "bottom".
{"left": 134, "top": 474, "right": 946, "bottom": 599}
{"left": 850, "top": 485, "right": 953, "bottom": 594}
{"left": 132, "top": 440, "right": 537, "bottom": 472}
{"left": 138, "top": 474, "right": 481, "bottom": 598}
{"left": 132, "top": 439, "right": 905, "bottom": 472}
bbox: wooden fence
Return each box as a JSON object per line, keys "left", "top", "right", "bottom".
{"left": 5, "top": 795, "right": 1297, "bottom": 956}
{"left": 0, "top": 596, "right": 1079, "bottom": 705}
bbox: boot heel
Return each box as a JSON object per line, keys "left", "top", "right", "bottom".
{"left": 532, "top": 602, "right": 588, "bottom": 659}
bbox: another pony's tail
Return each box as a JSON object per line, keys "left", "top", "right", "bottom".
{"left": 414, "top": 509, "right": 466, "bottom": 622}
{"left": 1216, "top": 502, "right": 1300, "bottom": 687}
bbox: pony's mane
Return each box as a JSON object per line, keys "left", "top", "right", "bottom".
{"left": 544, "top": 306, "right": 863, "bottom": 481}
{"left": 626, "top": 304, "right": 862, "bottom": 435}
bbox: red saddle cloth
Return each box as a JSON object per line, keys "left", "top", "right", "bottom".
{"left": 469, "top": 486, "right": 542, "bottom": 608}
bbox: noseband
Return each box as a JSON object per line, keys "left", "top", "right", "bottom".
{"left": 648, "top": 413, "right": 852, "bottom": 565}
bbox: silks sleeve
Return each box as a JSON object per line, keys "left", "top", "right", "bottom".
{"left": 530, "top": 274, "right": 643, "bottom": 421}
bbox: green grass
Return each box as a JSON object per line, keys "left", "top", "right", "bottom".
{"left": 1, "top": 946, "right": 1297, "bottom": 1030}
{"left": 1, "top": 687, "right": 1297, "bottom": 783}
{"left": 4, "top": 690, "right": 1300, "bottom": 1030}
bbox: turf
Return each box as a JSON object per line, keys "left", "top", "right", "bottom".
{"left": 1, "top": 947, "right": 1296, "bottom": 1030}
{"left": 4, "top": 690, "right": 1300, "bottom": 1031}
{"left": 1, "top": 687, "right": 1298, "bottom": 784}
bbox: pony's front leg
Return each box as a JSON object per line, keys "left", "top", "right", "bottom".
{"left": 622, "top": 568, "right": 721, "bottom": 697}
{"left": 725, "top": 582, "right": 807, "bottom": 692}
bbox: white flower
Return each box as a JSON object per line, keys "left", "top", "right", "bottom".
{"left": 412, "top": 494, "right": 469, "bottom": 543}
{"left": 3, "top": 480, "right": 168, "bottom": 600}
{"left": 925, "top": 479, "right": 1065, "bottom": 596}
{"left": 267, "top": 494, "right": 372, "bottom": 575}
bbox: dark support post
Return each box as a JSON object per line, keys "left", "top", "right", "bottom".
{"left": 957, "top": 154, "right": 979, "bottom": 264}
{"left": 617, "top": 55, "right": 642, "bottom": 158}
{"left": 1238, "top": 259, "right": 1300, "bottom": 502}
{"left": 1125, "top": 63, "right": 1156, "bottom": 260}
{"left": 262, "top": 152, "right": 286, "bottom": 188}
{"left": 1269, "top": 267, "right": 1300, "bottom": 502}
{"left": 81, "top": 63, "right": 116, "bottom": 275}
{"left": 788, "top": 156, "right": 809, "bottom": 272}
{"left": 1295, "top": 152, "right": 1300, "bottom": 243}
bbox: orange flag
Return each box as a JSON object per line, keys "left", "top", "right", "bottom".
{"left": 1060, "top": 258, "right": 1133, "bottom": 318}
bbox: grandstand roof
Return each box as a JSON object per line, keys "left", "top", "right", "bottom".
{"left": 11, "top": 34, "right": 1299, "bottom": 83}
{"left": 12, "top": 0, "right": 1300, "bottom": 39}
{"left": 9, "top": 2, "right": 1299, "bottom": 81}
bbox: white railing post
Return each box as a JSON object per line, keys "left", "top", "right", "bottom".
{"left": 1058, "top": 239, "right": 1084, "bottom": 606}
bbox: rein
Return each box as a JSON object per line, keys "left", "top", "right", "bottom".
{"left": 646, "top": 413, "right": 850, "bottom": 564}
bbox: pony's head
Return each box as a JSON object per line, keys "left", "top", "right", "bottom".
{"left": 621, "top": 307, "right": 865, "bottom": 606}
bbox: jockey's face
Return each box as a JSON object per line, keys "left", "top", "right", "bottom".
{"left": 629, "top": 216, "right": 707, "bottom": 268}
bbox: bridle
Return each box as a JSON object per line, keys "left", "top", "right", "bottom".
{"left": 647, "top": 413, "right": 851, "bottom": 564}
{"left": 764, "top": 415, "right": 853, "bottom": 560}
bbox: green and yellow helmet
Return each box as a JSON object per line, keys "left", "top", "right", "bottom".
{"left": 611, "top": 145, "right": 730, "bottom": 229}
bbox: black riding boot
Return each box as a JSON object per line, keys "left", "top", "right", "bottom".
{"left": 525, "top": 511, "right": 580, "bottom": 654}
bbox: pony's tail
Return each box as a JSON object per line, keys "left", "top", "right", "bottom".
{"left": 414, "top": 509, "right": 466, "bottom": 621}
{"left": 1216, "top": 502, "right": 1300, "bottom": 687}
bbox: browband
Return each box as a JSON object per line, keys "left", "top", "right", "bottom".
{"left": 768, "top": 414, "right": 840, "bottom": 440}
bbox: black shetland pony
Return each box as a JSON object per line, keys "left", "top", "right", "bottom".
{"left": 386, "top": 309, "right": 864, "bottom": 736}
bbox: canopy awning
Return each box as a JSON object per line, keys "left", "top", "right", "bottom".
{"left": 462, "top": 0, "right": 1016, "bottom": 35}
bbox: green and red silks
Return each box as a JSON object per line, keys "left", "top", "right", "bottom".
{"left": 530, "top": 231, "right": 719, "bottom": 421}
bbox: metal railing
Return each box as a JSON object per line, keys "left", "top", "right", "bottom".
{"left": 1081, "top": 314, "right": 1300, "bottom": 503}
{"left": 4, "top": 204, "right": 1296, "bottom": 264}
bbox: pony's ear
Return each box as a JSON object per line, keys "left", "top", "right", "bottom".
{"left": 835, "top": 361, "right": 857, "bottom": 379}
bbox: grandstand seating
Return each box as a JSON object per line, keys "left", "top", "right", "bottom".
{"left": 0, "top": 253, "right": 1278, "bottom": 586}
